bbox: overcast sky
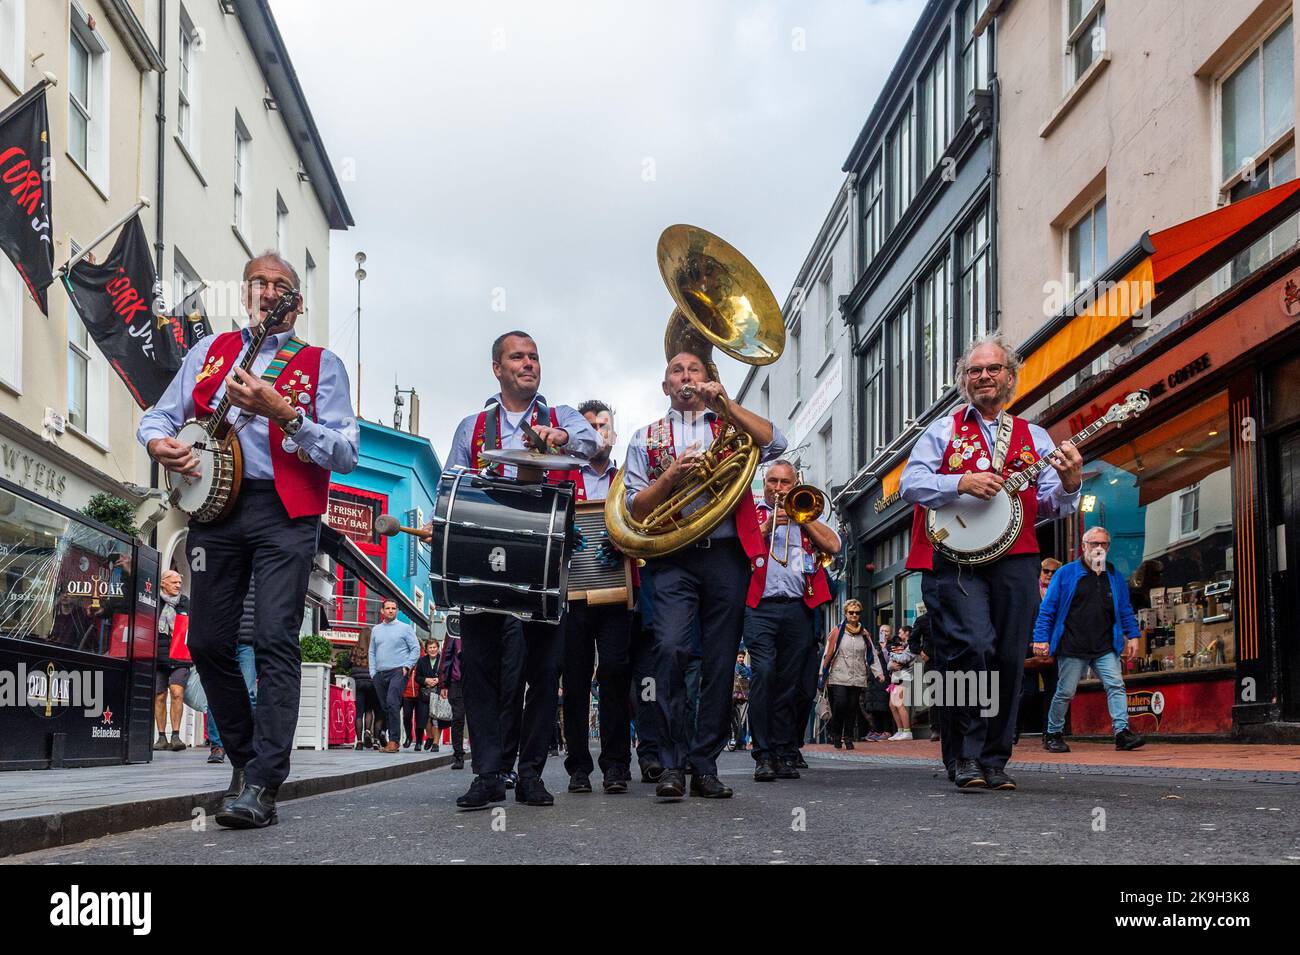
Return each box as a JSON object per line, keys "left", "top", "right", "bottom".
{"left": 268, "top": 0, "right": 924, "bottom": 466}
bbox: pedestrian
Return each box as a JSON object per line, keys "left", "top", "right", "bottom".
{"left": 401, "top": 643, "right": 422, "bottom": 748}
{"left": 900, "top": 334, "right": 1083, "bottom": 790}
{"left": 153, "top": 569, "right": 190, "bottom": 752}
{"left": 369, "top": 598, "right": 420, "bottom": 754}
{"left": 913, "top": 609, "right": 940, "bottom": 743}
{"left": 819, "top": 599, "right": 882, "bottom": 748}
{"left": 729, "top": 652, "right": 751, "bottom": 751}
{"left": 1032, "top": 526, "right": 1146, "bottom": 753}
{"left": 861, "top": 623, "right": 894, "bottom": 740}
{"left": 413, "top": 638, "right": 441, "bottom": 751}
{"left": 204, "top": 581, "right": 260, "bottom": 763}
{"left": 349, "top": 629, "right": 381, "bottom": 749}
{"left": 885, "top": 628, "right": 916, "bottom": 740}
{"left": 437, "top": 627, "right": 466, "bottom": 770}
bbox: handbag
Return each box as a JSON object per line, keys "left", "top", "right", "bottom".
{"left": 183, "top": 668, "right": 207, "bottom": 712}
{"left": 815, "top": 689, "right": 831, "bottom": 722}
{"left": 430, "top": 692, "right": 453, "bottom": 722}
{"left": 168, "top": 613, "right": 192, "bottom": 663}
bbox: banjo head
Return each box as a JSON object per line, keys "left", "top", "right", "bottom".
{"left": 926, "top": 491, "right": 1019, "bottom": 562}
{"left": 167, "top": 419, "right": 232, "bottom": 519}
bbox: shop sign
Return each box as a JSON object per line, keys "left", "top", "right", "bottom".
{"left": 91, "top": 706, "right": 121, "bottom": 739}
{"left": 0, "top": 439, "right": 70, "bottom": 502}
{"left": 1126, "top": 689, "right": 1165, "bottom": 733}
{"left": 319, "top": 629, "right": 359, "bottom": 645}
{"left": 326, "top": 497, "right": 375, "bottom": 543}
{"left": 791, "top": 358, "right": 843, "bottom": 448}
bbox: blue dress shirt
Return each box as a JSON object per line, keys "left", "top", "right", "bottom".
{"left": 138, "top": 327, "right": 359, "bottom": 479}
{"left": 445, "top": 393, "right": 598, "bottom": 479}
{"left": 622, "top": 408, "right": 787, "bottom": 540}
{"left": 754, "top": 501, "right": 841, "bottom": 599}
{"left": 899, "top": 404, "right": 1079, "bottom": 518}
{"left": 579, "top": 459, "right": 618, "bottom": 501}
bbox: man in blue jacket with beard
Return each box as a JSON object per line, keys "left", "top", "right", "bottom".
{"left": 1031, "top": 526, "right": 1145, "bottom": 753}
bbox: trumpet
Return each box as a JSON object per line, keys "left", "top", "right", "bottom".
{"left": 769, "top": 484, "right": 829, "bottom": 567}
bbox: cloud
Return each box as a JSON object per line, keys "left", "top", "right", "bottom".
{"left": 269, "top": 0, "right": 924, "bottom": 465}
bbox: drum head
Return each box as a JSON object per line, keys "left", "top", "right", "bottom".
{"left": 478, "top": 447, "right": 588, "bottom": 471}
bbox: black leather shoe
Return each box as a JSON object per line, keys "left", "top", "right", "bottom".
{"left": 221, "top": 768, "right": 245, "bottom": 813}
{"left": 516, "top": 777, "right": 555, "bottom": 806}
{"left": 655, "top": 769, "right": 685, "bottom": 800}
{"left": 456, "top": 774, "right": 506, "bottom": 810}
{"left": 954, "top": 758, "right": 986, "bottom": 789}
{"left": 983, "top": 767, "right": 1017, "bottom": 790}
{"left": 753, "top": 758, "right": 777, "bottom": 782}
{"left": 216, "top": 783, "right": 277, "bottom": 829}
{"left": 502, "top": 770, "right": 518, "bottom": 790}
{"left": 1115, "top": 728, "right": 1146, "bottom": 751}
{"left": 602, "top": 768, "right": 629, "bottom": 794}
{"left": 774, "top": 757, "right": 800, "bottom": 779}
{"left": 451, "top": 755, "right": 465, "bottom": 770}
{"left": 690, "top": 773, "right": 734, "bottom": 798}
{"left": 945, "top": 765, "right": 956, "bottom": 783}
{"left": 568, "top": 772, "right": 592, "bottom": 794}
{"left": 640, "top": 761, "right": 664, "bottom": 784}
{"left": 832, "top": 739, "right": 842, "bottom": 749}
{"left": 1044, "top": 732, "right": 1071, "bottom": 753}
{"left": 793, "top": 752, "right": 809, "bottom": 770}
{"left": 845, "top": 740, "right": 855, "bottom": 750}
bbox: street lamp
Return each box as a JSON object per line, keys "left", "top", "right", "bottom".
{"left": 354, "top": 252, "right": 366, "bottom": 418}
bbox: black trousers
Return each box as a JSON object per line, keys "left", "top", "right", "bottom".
{"left": 460, "top": 612, "right": 560, "bottom": 779}
{"left": 921, "top": 553, "right": 1038, "bottom": 771}
{"left": 186, "top": 485, "right": 319, "bottom": 791}
{"left": 742, "top": 598, "right": 815, "bottom": 761}
{"left": 645, "top": 538, "right": 749, "bottom": 775}
{"left": 826, "top": 684, "right": 863, "bottom": 742}
{"left": 793, "top": 631, "right": 825, "bottom": 748}
{"left": 629, "top": 603, "right": 661, "bottom": 767}
{"left": 498, "top": 623, "right": 526, "bottom": 770}
{"left": 561, "top": 601, "right": 632, "bottom": 776}
{"left": 446, "top": 682, "right": 466, "bottom": 757}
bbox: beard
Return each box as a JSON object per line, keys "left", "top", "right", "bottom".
{"left": 1086, "top": 549, "right": 1107, "bottom": 573}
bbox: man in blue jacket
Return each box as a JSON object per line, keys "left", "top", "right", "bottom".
{"left": 1031, "top": 526, "right": 1145, "bottom": 752}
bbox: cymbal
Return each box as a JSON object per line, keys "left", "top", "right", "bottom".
{"left": 479, "top": 447, "right": 589, "bottom": 471}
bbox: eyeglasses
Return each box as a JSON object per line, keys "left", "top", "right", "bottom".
{"left": 1041, "top": 569, "right": 1056, "bottom": 577}
{"left": 1085, "top": 541, "right": 1111, "bottom": 549}
{"left": 247, "top": 279, "right": 297, "bottom": 296}
{"left": 845, "top": 610, "right": 861, "bottom": 615}
{"left": 965, "top": 363, "right": 1006, "bottom": 378}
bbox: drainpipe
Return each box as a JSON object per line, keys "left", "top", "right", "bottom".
{"left": 149, "top": 0, "right": 167, "bottom": 549}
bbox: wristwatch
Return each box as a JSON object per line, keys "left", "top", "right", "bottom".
{"left": 282, "top": 409, "right": 306, "bottom": 437}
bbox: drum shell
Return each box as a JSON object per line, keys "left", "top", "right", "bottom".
{"left": 428, "top": 471, "right": 574, "bottom": 623}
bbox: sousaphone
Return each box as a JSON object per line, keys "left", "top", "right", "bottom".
{"left": 604, "top": 225, "right": 785, "bottom": 559}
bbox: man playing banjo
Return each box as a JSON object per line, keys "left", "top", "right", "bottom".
{"left": 139, "top": 252, "right": 359, "bottom": 828}
{"left": 442, "top": 331, "right": 597, "bottom": 810}
{"left": 900, "top": 335, "right": 1082, "bottom": 791}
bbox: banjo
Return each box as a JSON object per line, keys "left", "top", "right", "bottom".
{"left": 925, "top": 390, "right": 1149, "bottom": 565}
{"left": 165, "top": 289, "right": 301, "bottom": 523}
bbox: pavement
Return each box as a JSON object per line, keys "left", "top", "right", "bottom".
{"left": 5, "top": 746, "right": 1299, "bottom": 865}
{"left": 0, "top": 745, "right": 449, "bottom": 858}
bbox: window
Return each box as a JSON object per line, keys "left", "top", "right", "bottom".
{"left": 177, "top": 6, "right": 199, "bottom": 156}
{"left": 0, "top": 256, "right": 20, "bottom": 391}
{"left": 172, "top": 248, "right": 199, "bottom": 310}
{"left": 791, "top": 320, "right": 802, "bottom": 401}
{"left": 958, "top": 0, "right": 991, "bottom": 111}
{"left": 275, "top": 193, "right": 288, "bottom": 256}
{"left": 0, "top": 0, "right": 25, "bottom": 87}
{"left": 304, "top": 249, "right": 316, "bottom": 320}
{"left": 1220, "top": 17, "right": 1292, "bottom": 186}
{"left": 1067, "top": 196, "right": 1108, "bottom": 293}
{"left": 821, "top": 422, "right": 833, "bottom": 484}
{"left": 862, "top": 334, "right": 885, "bottom": 457}
{"left": 861, "top": 157, "right": 884, "bottom": 269}
{"left": 760, "top": 378, "right": 770, "bottom": 420}
{"left": 66, "top": 240, "right": 106, "bottom": 441}
{"left": 819, "top": 264, "right": 835, "bottom": 356}
{"left": 919, "top": 254, "right": 952, "bottom": 411}
{"left": 887, "top": 303, "right": 913, "bottom": 439}
{"left": 1178, "top": 485, "right": 1200, "bottom": 537}
{"left": 68, "top": 3, "right": 109, "bottom": 186}
{"left": 918, "top": 44, "right": 950, "bottom": 177}
{"left": 886, "top": 102, "right": 914, "bottom": 228}
{"left": 1066, "top": 1, "right": 1106, "bottom": 86}
{"left": 233, "top": 115, "right": 250, "bottom": 233}
{"left": 958, "top": 202, "right": 993, "bottom": 341}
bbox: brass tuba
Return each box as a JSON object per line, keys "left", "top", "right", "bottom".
{"left": 604, "top": 225, "right": 785, "bottom": 559}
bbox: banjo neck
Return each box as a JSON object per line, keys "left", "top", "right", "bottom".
{"left": 205, "top": 319, "right": 278, "bottom": 440}
{"left": 1006, "top": 416, "right": 1110, "bottom": 491}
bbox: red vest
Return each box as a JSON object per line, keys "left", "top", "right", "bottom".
{"left": 747, "top": 501, "right": 832, "bottom": 609}
{"left": 906, "top": 410, "right": 1041, "bottom": 571}
{"left": 468, "top": 402, "right": 583, "bottom": 492}
{"left": 192, "top": 331, "right": 330, "bottom": 519}
{"left": 643, "top": 415, "right": 766, "bottom": 564}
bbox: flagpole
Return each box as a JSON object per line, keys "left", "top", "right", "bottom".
{"left": 56, "top": 196, "right": 151, "bottom": 277}
{"left": 0, "top": 73, "right": 57, "bottom": 126}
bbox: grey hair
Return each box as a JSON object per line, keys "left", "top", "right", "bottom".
{"left": 955, "top": 334, "right": 1023, "bottom": 403}
{"left": 1082, "top": 525, "right": 1112, "bottom": 541}
{"left": 768, "top": 458, "right": 798, "bottom": 476}
{"left": 243, "top": 251, "right": 301, "bottom": 289}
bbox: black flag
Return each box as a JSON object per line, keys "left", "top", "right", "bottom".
{"left": 63, "top": 215, "right": 185, "bottom": 409}
{"left": 166, "top": 282, "right": 213, "bottom": 351}
{"left": 0, "top": 83, "right": 55, "bottom": 314}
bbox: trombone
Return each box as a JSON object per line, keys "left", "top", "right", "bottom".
{"left": 769, "top": 483, "right": 830, "bottom": 567}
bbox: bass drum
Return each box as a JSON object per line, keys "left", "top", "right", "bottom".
{"left": 428, "top": 470, "right": 575, "bottom": 624}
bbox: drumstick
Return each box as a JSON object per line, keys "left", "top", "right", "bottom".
{"left": 374, "top": 514, "right": 431, "bottom": 541}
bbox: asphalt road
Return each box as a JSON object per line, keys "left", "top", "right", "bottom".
{"left": 9, "top": 752, "right": 1300, "bottom": 864}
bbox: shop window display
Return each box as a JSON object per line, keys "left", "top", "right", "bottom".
{"left": 1075, "top": 392, "right": 1235, "bottom": 671}
{"left": 0, "top": 485, "right": 134, "bottom": 656}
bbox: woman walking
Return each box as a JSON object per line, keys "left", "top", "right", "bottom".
{"left": 349, "top": 631, "right": 381, "bottom": 749}
{"left": 414, "top": 638, "right": 441, "bottom": 751}
{"left": 819, "top": 600, "right": 882, "bottom": 749}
